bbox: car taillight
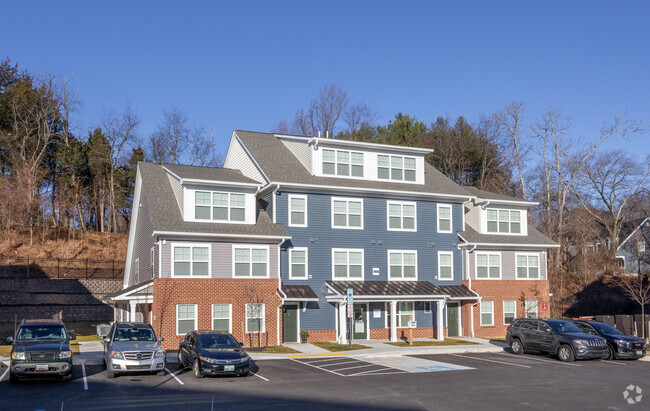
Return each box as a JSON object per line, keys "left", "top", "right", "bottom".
{"left": 506, "top": 326, "right": 510, "bottom": 332}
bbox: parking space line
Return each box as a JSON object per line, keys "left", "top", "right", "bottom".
{"left": 289, "top": 358, "right": 345, "bottom": 377}
{"left": 330, "top": 364, "right": 382, "bottom": 372}
{"left": 302, "top": 357, "right": 350, "bottom": 365}
{"left": 597, "top": 360, "right": 626, "bottom": 366}
{"left": 319, "top": 360, "right": 361, "bottom": 367}
{"left": 349, "top": 370, "right": 410, "bottom": 376}
{"left": 164, "top": 367, "right": 185, "bottom": 385}
{"left": 251, "top": 372, "right": 269, "bottom": 381}
{"left": 81, "top": 364, "right": 88, "bottom": 390}
{"left": 0, "top": 367, "right": 8, "bottom": 381}
{"left": 450, "top": 354, "right": 531, "bottom": 368}
{"left": 496, "top": 353, "right": 580, "bottom": 367}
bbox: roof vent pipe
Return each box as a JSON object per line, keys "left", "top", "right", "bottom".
{"left": 318, "top": 131, "right": 321, "bottom": 138}
{"left": 326, "top": 130, "right": 329, "bottom": 139}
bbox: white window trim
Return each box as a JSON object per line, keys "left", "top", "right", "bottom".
{"left": 474, "top": 251, "right": 502, "bottom": 280}
{"left": 385, "top": 301, "right": 415, "bottom": 328}
{"left": 150, "top": 247, "right": 155, "bottom": 279}
{"left": 289, "top": 247, "right": 309, "bottom": 280}
{"left": 386, "top": 201, "right": 417, "bottom": 232}
{"left": 377, "top": 154, "right": 417, "bottom": 182}
{"left": 503, "top": 300, "right": 517, "bottom": 325}
{"left": 515, "top": 252, "right": 541, "bottom": 280}
{"left": 424, "top": 301, "right": 432, "bottom": 314}
{"left": 485, "top": 208, "right": 523, "bottom": 235}
{"left": 437, "top": 251, "right": 454, "bottom": 281}
{"left": 211, "top": 303, "right": 232, "bottom": 333}
{"left": 194, "top": 190, "right": 248, "bottom": 224}
{"left": 437, "top": 204, "right": 453, "bottom": 234}
{"left": 525, "top": 300, "right": 539, "bottom": 318}
{"left": 331, "top": 248, "right": 365, "bottom": 281}
{"left": 245, "top": 303, "right": 266, "bottom": 333}
{"left": 288, "top": 194, "right": 308, "bottom": 227}
{"left": 176, "top": 304, "right": 197, "bottom": 336}
{"left": 322, "top": 148, "right": 365, "bottom": 178}
{"left": 232, "top": 245, "right": 271, "bottom": 278}
{"left": 387, "top": 249, "right": 418, "bottom": 281}
{"left": 171, "top": 243, "right": 212, "bottom": 278}
{"left": 331, "top": 197, "right": 364, "bottom": 230}
{"left": 480, "top": 301, "right": 494, "bottom": 326}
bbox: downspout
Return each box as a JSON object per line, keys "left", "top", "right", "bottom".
{"left": 273, "top": 184, "right": 281, "bottom": 223}
{"left": 463, "top": 244, "right": 479, "bottom": 338}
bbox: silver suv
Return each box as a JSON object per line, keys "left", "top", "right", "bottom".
{"left": 101, "top": 322, "right": 166, "bottom": 378}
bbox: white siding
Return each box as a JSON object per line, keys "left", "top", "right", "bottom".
{"left": 167, "top": 172, "right": 184, "bottom": 217}
{"left": 280, "top": 138, "right": 312, "bottom": 173}
{"left": 464, "top": 203, "right": 479, "bottom": 231}
{"left": 226, "top": 136, "right": 266, "bottom": 183}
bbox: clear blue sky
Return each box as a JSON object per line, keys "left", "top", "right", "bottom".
{"left": 1, "top": 1, "right": 648, "bottom": 159}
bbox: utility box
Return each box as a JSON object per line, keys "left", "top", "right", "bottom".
{"left": 96, "top": 323, "right": 111, "bottom": 338}
{"left": 615, "top": 315, "right": 634, "bottom": 335}
{"left": 595, "top": 315, "right": 615, "bottom": 326}
{"left": 634, "top": 315, "right": 650, "bottom": 338}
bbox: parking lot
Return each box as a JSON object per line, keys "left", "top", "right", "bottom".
{"left": 0, "top": 351, "right": 647, "bottom": 410}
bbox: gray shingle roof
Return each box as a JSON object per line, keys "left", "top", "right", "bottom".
{"left": 463, "top": 186, "right": 534, "bottom": 203}
{"left": 458, "top": 226, "right": 557, "bottom": 247}
{"left": 163, "top": 163, "right": 259, "bottom": 184}
{"left": 138, "top": 162, "right": 290, "bottom": 238}
{"left": 279, "top": 285, "right": 319, "bottom": 301}
{"left": 438, "top": 285, "right": 480, "bottom": 299}
{"left": 326, "top": 280, "right": 449, "bottom": 297}
{"left": 234, "top": 130, "right": 471, "bottom": 198}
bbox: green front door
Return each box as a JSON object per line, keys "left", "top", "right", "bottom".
{"left": 283, "top": 305, "right": 298, "bottom": 343}
{"left": 352, "top": 304, "right": 368, "bottom": 340}
{"left": 447, "top": 303, "right": 460, "bottom": 337}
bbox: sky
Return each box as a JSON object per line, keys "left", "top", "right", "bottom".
{"left": 1, "top": 0, "right": 648, "bottom": 160}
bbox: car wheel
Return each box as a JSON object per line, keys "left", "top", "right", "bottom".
{"left": 193, "top": 360, "right": 204, "bottom": 378}
{"left": 605, "top": 344, "right": 615, "bottom": 360}
{"left": 239, "top": 368, "right": 250, "bottom": 377}
{"left": 106, "top": 369, "right": 115, "bottom": 379}
{"left": 558, "top": 344, "right": 575, "bottom": 362}
{"left": 510, "top": 338, "right": 524, "bottom": 355}
{"left": 156, "top": 370, "right": 165, "bottom": 376}
{"left": 177, "top": 355, "right": 184, "bottom": 369}
{"left": 8, "top": 370, "right": 18, "bottom": 384}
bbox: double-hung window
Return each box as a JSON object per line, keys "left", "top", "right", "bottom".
{"left": 288, "top": 195, "right": 307, "bottom": 227}
{"left": 387, "top": 201, "right": 416, "bottom": 231}
{"left": 486, "top": 209, "right": 521, "bottom": 234}
{"left": 332, "top": 249, "right": 364, "bottom": 280}
{"left": 246, "top": 303, "right": 265, "bottom": 333}
{"left": 173, "top": 245, "right": 210, "bottom": 277}
{"left": 195, "top": 191, "right": 246, "bottom": 222}
{"left": 234, "top": 246, "right": 269, "bottom": 277}
{"left": 503, "top": 300, "right": 516, "bottom": 325}
{"left": 289, "top": 248, "right": 308, "bottom": 279}
{"left": 388, "top": 250, "right": 417, "bottom": 280}
{"left": 332, "top": 198, "right": 363, "bottom": 229}
{"left": 212, "top": 304, "right": 231, "bottom": 333}
{"left": 476, "top": 253, "right": 501, "bottom": 279}
{"left": 525, "top": 300, "right": 538, "bottom": 318}
{"left": 176, "top": 304, "right": 197, "bottom": 335}
{"left": 438, "top": 252, "right": 453, "bottom": 280}
{"left": 516, "top": 254, "right": 540, "bottom": 279}
{"left": 386, "top": 302, "right": 414, "bottom": 328}
{"left": 322, "top": 149, "right": 363, "bottom": 177}
{"left": 437, "top": 204, "right": 452, "bottom": 233}
{"left": 480, "top": 301, "right": 494, "bottom": 326}
{"left": 377, "top": 155, "right": 416, "bottom": 182}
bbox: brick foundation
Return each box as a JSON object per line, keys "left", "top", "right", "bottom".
{"left": 300, "top": 329, "right": 337, "bottom": 343}
{"left": 370, "top": 327, "right": 444, "bottom": 340}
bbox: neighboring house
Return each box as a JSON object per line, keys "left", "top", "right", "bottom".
{"left": 616, "top": 217, "right": 650, "bottom": 276}
{"left": 109, "top": 130, "right": 558, "bottom": 347}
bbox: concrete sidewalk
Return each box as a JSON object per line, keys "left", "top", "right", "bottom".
{"left": 73, "top": 340, "right": 104, "bottom": 366}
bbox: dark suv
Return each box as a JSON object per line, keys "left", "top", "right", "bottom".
{"left": 6, "top": 319, "right": 76, "bottom": 383}
{"left": 573, "top": 320, "right": 646, "bottom": 360}
{"left": 506, "top": 318, "right": 607, "bottom": 362}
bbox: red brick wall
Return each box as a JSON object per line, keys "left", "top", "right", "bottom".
{"left": 370, "top": 327, "right": 445, "bottom": 340}
{"left": 463, "top": 280, "right": 550, "bottom": 338}
{"left": 301, "top": 329, "right": 337, "bottom": 343}
{"left": 152, "top": 278, "right": 281, "bottom": 350}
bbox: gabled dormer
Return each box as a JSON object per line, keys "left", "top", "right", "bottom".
{"left": 463, "top": 187, "right": 536, "bottom": 236}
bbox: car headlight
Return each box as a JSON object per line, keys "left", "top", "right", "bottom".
{"left": 110, "top": 351, "right": 123, "bottom": 359}
{"left": 240, "top": 353, "right": 249, "bottom": 360}
{"left": 573, "top": 339, "right": 588, "bottom": 345}
{"left": 154, "top": 350, "right": 165, "bottom": 358}
{"left": 59, "top": 351, "right": 72, "bottom": 359}
{"left": 614, "top": 339, "right": 626, "bottom": 347}
{"left": 11, "top": 352, "right": 25, "bottom": 360}
{"left": 199, "top": 356, "right": 218, "bottom": 364}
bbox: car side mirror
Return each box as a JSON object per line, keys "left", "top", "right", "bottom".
{"left": 6, "top": 336, "right": 13, "bottom": 343}
{"left": 159, "top": 337, "right": 164, "bottom": 342}
{"left": 103, "top": 337, "right": 111, "bottom": 343}
{"left": 239, "top": 342, "right": 244, "bottom": 346}
{"left": 69, "top": 335, "right": 76, "bottom": 340}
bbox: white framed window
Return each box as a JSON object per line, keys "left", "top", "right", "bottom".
{"left": 423, "top": 302, "right": 432, "bottom": 314}
{"left": 331, "top": 197, "right": 363, "bottom": 229}
{"left": 233, "top": 246, "right": 269, "bottom": 278}
{"left": 525, "top": 300, "right": 538, "bottom": 318}
{"left": 516, "top": 254, "right": 540, "bottom": 279}
{"left": 195, "top": 191, "right": 245, "bottom": 222}
{"left": 503, "top": 300, "right": 516, "bottom": 325}
{"left": 480, "top": 301, "right": 494, "bottom": 326}
{"left": 377, "top": 154, "right": 416, "bottom": 182}
{"left": 134, "top": 258, "right": 139, "bottom": 279}
{"left": 332, "top": 249, "right": 364, "bottom": 280}
{"left": 387, "top": 201, "right": 416, "bottom": 231}
{"left": 172, "top": 244, "right": 210, "bottom": 277}
{"left": 176, "top": 304, "right": 197, "bottom": 335}
{"left": 245, "top": 303, "right": 265, "bottom": 333}
{"left": 211, "top": 303, "right": 232, "bottom": 333}
{"left": 322, "top": 148, "right": 364, "bottom": 177}
{"left": 288, "top": 195, "right": 308, "bottom": 227}
{"left": 289, "top": 247, "right": 308, "bottom": 279}
{"left": 486, "top": 209, "right": 521, "bottom": 234}
{"left": 388, "top": 250, "right": 417, "bottom": 280}
{"left": 438, "top": 251, "right": 453, "bottom": 281}
{"left": 437, "top": 204, "right": 453, "bottom": 233}
{"left": 150, "top": 247, "right": 155, "bottom": 279}
{"left": 476, "top": 252, "right": 501, "bottom": 279}
{"left": 386, "top": 302, "right": 415, "bottom": 328}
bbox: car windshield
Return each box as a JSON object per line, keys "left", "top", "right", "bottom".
{"left": 548, "top": 321, "right": 582, "bottom": 333}
{"left": 197, "top": 334, "right": 239, "bottom": 349}
{"left": 16, "top": 325, "right": 67, "bottom": 340}
{"left": 591, "top": 322, "right": 623, "bottom": 335}
{"left": 114, "top": 327, "right": 156, "bottom": 342}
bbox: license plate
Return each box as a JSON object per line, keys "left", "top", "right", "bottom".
{"left": 224, "top": 365, "right": 235, "bottom": 371}
{"left": 637, "top": 351, "right": 643, "bottom": 356}
{"left": 35, "top": 364, "right": 48, "bottom": 371}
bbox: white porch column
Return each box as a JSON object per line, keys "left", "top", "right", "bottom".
{"left": 130, "top": 301, "right": 136, "bottom": 322}
{"left": 390, "top": 300, "right": 398, "bottom": 342}
{"left": 436, "top": 300, "right": 445, "bottom": 341}
{"left": 338, "top": 302, "right": 348, "bottom": 344}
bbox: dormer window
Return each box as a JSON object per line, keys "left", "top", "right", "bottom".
{"left": 486, "top": 209, "right": 521, "bottom": 234}
{"left": 195, "top": 191, "right": 245, "bottom": 222}
{"left": 322, "top": 149, "right": 363, "bottom": 177}
{"left": 377, "top": 155, "right": 416, "bottom": 182}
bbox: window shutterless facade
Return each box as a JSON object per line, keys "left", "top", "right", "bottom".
{"left": 437, "top": 204, "right": 452, "bottom": 233}
{"left": 195, "top": 191, "right": 245, "bottom": 222}
{"left": 475, "top": 252, "right": 501, "bottom": 279}
{"left": 503, "top": 300, "right": 516, "bottom": 325}
{"left": 246, "top": 303, "right": 265, "bottom": 333}
{"left": 289, "top": 247, "right": 308, "bottom": 279}
{"left": 332, "top": 249, "right": 364, "bottom": 280}
{"left": 322, "top": 149, "right": 364, "bottom": 177}
{"left": 486, "top": 209, "right": 521, "bottom": 234}
{"left": 387, "top": 201, "right": 416, "bottom": 231}
{"left": 377, "top": 154, "right": 416, "bottom": 182}
{"left": 388, "top": 250, "right": 417, "bottom": 280}
{"left": 438, "top": 251, "right": 453, "bottom": 280}
{"left": 288, "top": 195, "right": 307, "bottom": 227}
{"left": 172, "top": 245, "right": 210, "bottom": 277}
{"left": 331, "top": 198, "right": 363, "bottom": 229}
{"left": 212, "top": 304, "right": 232, "bottom": 333}
{"left": 385, "top": 302, "right": 414, "bottom": 328}
{"left": 525, "top": 300, "right": 538, "bottom": 318}
{"left": 480, "top": 301, "right": 494, "bottom": 326}
{"left": 176, "top": 304, "right": 197, "bottom": 335}
{"left": 516, "top": 254, "right": 540, "bottom": 279}
{"left": 233, "top": 246, "right": 269, "bottom": 278}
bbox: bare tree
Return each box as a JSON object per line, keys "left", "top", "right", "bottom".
{"left": 612, "top": 276, "right": 650, "bottom": 340}
{"left": 149, "top": 106, "right": 211, "bottom": 166}
{"left": 498, "top": 102, "right": 528, "bottom": 199}
{"left": 342, "top": 102, "right": 376, "bottom": 135}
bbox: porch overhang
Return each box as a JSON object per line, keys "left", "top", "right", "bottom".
{"left": 438, "top": 284, "right": 481, "bottom": 301}
{"left": 104, "top": 281, "right": 154, "bottom": 304}
{"left": 277, "top": 285, "right": 319, "bottom": 302}
{"left": 325, "top": 280, "right": 451, "bottom": 303}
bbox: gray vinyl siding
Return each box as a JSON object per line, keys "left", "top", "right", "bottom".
{"left": 260, "top": 191, "right": 274, "bottom": 223}
{"left": 280, "top": 138, "right": 312, "bottom": 173}
{"left": 464, "top": 202, "right": 479, "bottom": 231}
{"left": 160, "top": 241, "right": 279, "bottom": 278}
{"left": 468, "top": 250, "right": 547, "bottom": 280}
{"left": 130, "top": 192, "right": 155, "bottom": 285}
{"left": 229, "top": 137, "right": 266, "bottom": 183}
{"left": 167, "top": 172, "right": 184, "bottom": 217}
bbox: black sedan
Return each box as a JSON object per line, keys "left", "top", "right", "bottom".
{"left": 573, "top": 320, "right": 646, "bottom": 360}
{"left": 178, "top": 331, "right": 251, "bottom": 378}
